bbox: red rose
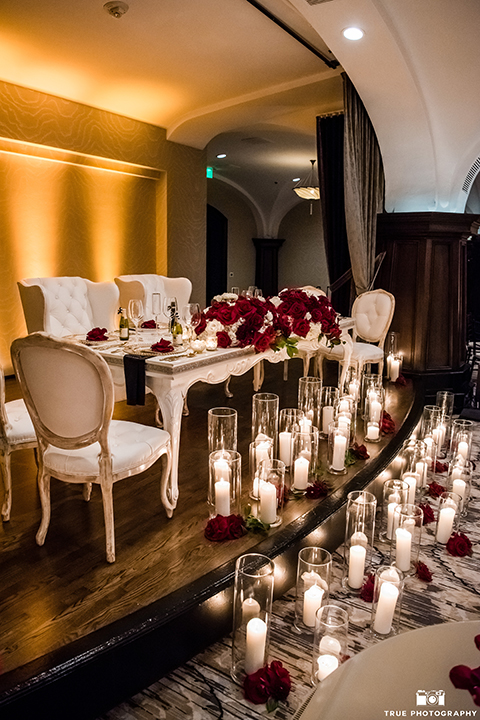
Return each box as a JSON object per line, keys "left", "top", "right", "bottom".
{"left": 434, "top": 461, "right": 448, "bottom": 473}
{"left": 266, "top": 661, "right": 292, "bottom": 701}
{"left": 446, "top": 532, "right": 473, "bottom": 557}
{"left": 209, "top": 302, "right": 241, "bottom": 326}
{"left": 381, "top": 411, "right": 395, "bottom": 434}
{"left": 414, "top": 560, "right": 433, "bottom": 582}
{"left": 204, "top": 515, "right": 229, "bottom": 542}
{"left": 252, "top": 327, "right": 276, "bottom": 353}
{"left": 243, "top": 666, "right": 271, "bottom": 704}
{"left": 151, "top": 339, "right": 174, "bottom": 353}
{"left": 87, "top": 327, "right": 108, "bottom": 341}
{"left": 360, "top": 574, "right": 375, "bottom": 602}
{"left": 394, "top": 374, "right": 407, "bottom": 386}
{"left": 141, "top": 319, "right": 156, "bottom": 328}
{"left": 216, "top": 331, "right": 232, "bottom": 348}
{"left": 419, "top": 502, "right": 435, "bottom": 525}
{"left": 306, "top": 480, "right": 329, "bottom": 498}
{"left": 227, "top": 514, "right": 247, "bottom": 539}
{"left": 292, "top": 318, "right": 310, "bottom": 337}
{"left": 350, "top": 443, "right": 369, "bottom": 460}
{"left": 427, "top": 481, "right": 446, "bottom": 499}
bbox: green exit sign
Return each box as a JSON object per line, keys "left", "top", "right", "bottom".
{"left": 206, "top": 166, "right": 214, "bottom": 178}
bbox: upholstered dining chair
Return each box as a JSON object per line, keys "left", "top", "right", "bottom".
{"left": 18, "top": 276, "right": 119, "bottom": 337}
{"left": 114, "top": 274, "right": 192, "bottom": 323}
{"left": 0, "top": 364, "right": 37, "bottom": 521}
{"left": 317, "top": 288, "right": 395, "bottom": 387}
{"left": 11, "top": 333, "right": 172, "bottom": 563}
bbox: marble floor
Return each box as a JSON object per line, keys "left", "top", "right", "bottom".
{"left": 98, "top": 423, "right": 480, "bottom": 720}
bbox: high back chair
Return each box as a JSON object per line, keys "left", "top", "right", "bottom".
{"left": 115, "top": 274, "right": 192, "bottom": 323}
{"left": 11, "top": 333, "right": 172, "bottom": 563}
{"left": 0, "top": 364, "right": 37, "bottom": 521}
{"left": 18, "top": 276, "right": 119, "bottom": 337}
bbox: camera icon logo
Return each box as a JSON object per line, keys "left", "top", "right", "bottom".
{"left": 416, "top": 690, "right": 446, "bottom": 706}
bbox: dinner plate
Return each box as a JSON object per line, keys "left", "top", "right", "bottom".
{"left": 124, "top": 342, "right": 188, "bottom": 358}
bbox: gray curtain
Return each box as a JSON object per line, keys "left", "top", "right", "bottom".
{"left": 343, "top": 73, "right": 385, "bottom": 295}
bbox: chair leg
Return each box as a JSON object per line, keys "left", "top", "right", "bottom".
{"left": 183, "top": 394, "right": 190, "bottom": 417}
{"left": 302, "top": 355, "right": 311, "bottom": 376}
{"left": 83, "top": 482, "right": 92, "bottom": 501}
{"left": 36, "top": 469, "right": 51, "bottom": 546}
{"left": 100, "top": 482, "right": 116, "bottom": 563}
{"left": 0, "top": 451, "right": 12, "bottom": 522}
{"left": 283, "top": 359, "right": 289, "bottom": 381}
{"left": 316, "top": 354, "right": 324, "bottom": 382}
{"left": 224, "top": 376, "right": 233, "bottom": 398}
{"left": 160, "top": 443, "right": 174, "bottom": 518}
{"left": 253, "top": 361, "right": 264, "bottom": 391}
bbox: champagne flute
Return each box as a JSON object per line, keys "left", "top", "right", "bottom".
{"left": 128, "top": 299, "right": 144, "bottom": 334}
{"left": 152, "top": 293, "right": 163, "bottom": 333}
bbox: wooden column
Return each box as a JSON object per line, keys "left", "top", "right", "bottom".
{"left": 253, "top": 238, "right": 284, "bottom": 297}
{"left": 376, "top": 212, "right": 480, "bottom": 384}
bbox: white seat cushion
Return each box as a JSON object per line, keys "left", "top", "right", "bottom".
{"left": 44, "top": 420, "right": 169, "bottom": 478}
{"left": 4, "top": 399, "right": 36, "bottom": 445}
{"left": 351, "top": 342, "right": 384, "bottom": 362}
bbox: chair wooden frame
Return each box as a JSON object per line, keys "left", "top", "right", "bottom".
{"left": 11, "top": 333, "right": 172, "bottom": 562}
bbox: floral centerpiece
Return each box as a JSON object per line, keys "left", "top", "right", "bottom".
{"left": 194, "top": 288, "right": 342, "bottom": 355}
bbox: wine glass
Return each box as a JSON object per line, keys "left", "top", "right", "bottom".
{"left": 182, "top": 303, "right": 201, "bottom": 341}
{"left": 128, "top": 299, "right": 144, "bottom": 334}
{"left": 152, "top": 292, "right": 163, "bottom": 331}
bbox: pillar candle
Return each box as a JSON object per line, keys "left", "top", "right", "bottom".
{"left": 259, "top": 481, "right": 277, "bottom": 524}
{"left": 242, "top": 598, "right": 261, "bottom": 624}
{"left": 436, "top": 506, "right": 456, "bottom": 543}
{"left": 387, "top": 498, "right": 400, "bottom": 540}
{"left": 458, "top": 440, "right": 469, "bottom": 460}
{"left": 255, "top": 441, "right": 271, "bottom": 465}
{"left": 416, "top": 460, "right": 427, "bottom": 487}
{"left": 390, "top": 358, "right": 400, "bottom": 382}
{"left": 302, "top": 584, "right": 324, "bottom": 627}
{"left": 451, "top": 465, "right": 464, "bottom": 480}
{"left": 294, "top": 456, "right": 309, "bottom": 490}
{"left": 322, "top": 405, "right": 335, "bottom": 434}
{"left": 244, "top": 617, "right": 267, "bottom": 675}
{"left": 452, "top": 478, "right": 466, "bottom": 501}
{"left": 278, "top": 431, "right": 292, "bottom": 467}
{"left": 331, "top": 434, "right": 347, "bottom": 471}
{"left": 214, "top": 478, "right": 230, "bottom": 516}
{"left": 316, "top": 654, "right": 339, "bottom": 681}
{"left": 338, "top": 398, "right": 350, "bottom": 413}
{"left": 395, "top": 527, "right": 412, "bottom": 572}
{"left": 302, "top": 569, "right": 322, "bottom": 591}
{"left": 370, "top": 399, "right": 382, "bottom": 423}
{"left": 214, "top": 458, "right": 230, "bottom": 482}
{"left": 373, "top": 582, "right": 399, "bottom": 635}
{"left": 319, "top": 636, "right": 342, "bottom": 655}
{"left": 403, "top": 474, "right": 417, "bottom": 504}
{"left": 348, "top": 544, "right": 366, "bottom": 588}
{"left": 366, "top": 423, "right": 379, "bottom": 441}
{"left": 300, "top": 417, "right": 312, "bottom": 433}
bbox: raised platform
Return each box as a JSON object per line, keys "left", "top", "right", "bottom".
{"left": 0, "top": 362, "right": 424, "bottom": 719}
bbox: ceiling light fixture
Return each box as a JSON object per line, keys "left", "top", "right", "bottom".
{"left": 104, "top": 2, "right": 129, "bottom": 18}
{"left": 293, "top": 160, "right": 320, "bottom": 200}
{"left": 216, "top": 153, "right": 227, "bottom": 159}
{"left": 343, "top": 27, "right": 364, "bottom": 40}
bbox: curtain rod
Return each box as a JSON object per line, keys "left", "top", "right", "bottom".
{"left": 244, "top": 0, "right": 340, "bottom": 70}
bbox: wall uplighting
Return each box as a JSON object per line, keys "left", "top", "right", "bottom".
{"left": 343, "top": 27, "right": 364, "bottom": 40}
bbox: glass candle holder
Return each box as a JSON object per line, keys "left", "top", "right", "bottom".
{"left": 379, "top": 478, "right": 409, "bottom": 541}
{"left": 252, "top": 393, "right": 279, "bottom": 452}
{"left": 360, "top": 372, "right": 383, "bottom": 419}
{"left": 386, "top": 330, "right": 399, "bottom": 357}
{"left": 291, "top": 426, "right": 319, "bottom": 492}
{"left": 319, "top": 387, "right": 339, "bottom": 438}
{"left": 257, "top": 459, "right": 285, "bottom": 527}
{"left": 278, "top": 408, "right": 304, "bottom": 469}
{"left": 390, "top": 504, "right": 423, "bottom": 576}
{"left": 208, "top": 407, "right": 238, "bottom": 454}
{"left": 344, "top": 367, "right": 360, "bottom": 403}
{"left": 294, "top": 547, "right": 332, "bottom": 633}
{"left": 342, "top": 491, "right": 377, "bottom": 592}
{"left": 311, "top": 605, "right": 349, "bottom": 685}
{"left": 298, "top": 376, "right": 322, "bottom": 429}
{"left": 419, "top": 405, "right": 442, "bottom": 467}
{"left": 436, "top": 390, "right": 455, "bottom": 418}
{"left": 370, "top": 565, "right": 404, "bottom": 639}
{"left": 231, "top": 553, "right": 275, "bottom": 683}
{"left": 363, "top": 385, "right": 384, "bottom": 444}
{"left": 327, "top": 421, "right": 349, "bottom": 475}
{"left": 401, "top": 439, "right": 428, "bottom": 492}
{"left": 450, "top": 419, "right": 474, "bottom": 464}
{"left": 249, "top": 436, "right": 274, "bottom": 500}
{"left": 435, "top": 491, "right": 462, "bottom": 544}
{"left": 208, "top": 450, "right": 242, "bottom": 517}
{"left": 446, "top": 460, "right": 472, "bottom": 515}
{"left": 387, "top": 353, "right": 402, "bottom": 382}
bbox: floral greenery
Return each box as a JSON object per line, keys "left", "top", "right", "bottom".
{"left": 450, "top": 634, "right": 480, "bottom": 706}
{"left": 243, "top": 661, "right": 292, "bottom": 711}
{"left": 446, "top": 531, "right": 473, "bottom": 557}
{"left": 195, "top": 288, "right": 342, "bottom": 354}
{"left": 245, "top": 514, "right": 271, "bottom": 534}
{"left": 414, "top": 560, "right": 433, "bottom": 582}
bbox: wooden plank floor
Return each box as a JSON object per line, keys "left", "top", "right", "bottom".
{"left": 0, "top": 360, "right": 415, "bottom": 687}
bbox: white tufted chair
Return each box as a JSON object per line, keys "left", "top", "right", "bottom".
{"left": 115, "top": 274, "right": 192, "bottom": 323}
{"left": 0, "top": 364, "right": 37, "bottom": 521}
{"left": 11, "top": 333, "right": 172, "bottom": 563}
{"left": 18, "top": 276, "right": 120, "bottom": 337}
{"left": 317, "top": 289, "right": 395, "bottom": 385}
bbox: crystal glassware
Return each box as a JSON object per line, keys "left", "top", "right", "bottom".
{"left": 294, "top": 547, "right": 332, "bottom": 633}
{"left": 312, "top": 605, "right": 349, "bottom": 685}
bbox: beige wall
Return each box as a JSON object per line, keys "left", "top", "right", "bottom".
{"left": 278, "top": 201, "right": 329, "bottom": 292}
{"left": 0, "top": 81, "right": 206, "bottom": 372}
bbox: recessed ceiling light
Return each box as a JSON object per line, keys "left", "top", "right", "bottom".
{"left": 292, "top": 178, "right": 301, "bottom": 182}
{"left": 343, "top": 27, "right": 364, "bottom": 40}
{"left": 216, "top": 153, "right": 227, "bottom": 159}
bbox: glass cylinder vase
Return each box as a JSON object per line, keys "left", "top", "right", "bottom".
{"left": 291, "top": 426, "right": 319, "bottom": 492}
{"left": 435, "top": 491, "right": 462, "bottom": 544}
{"left": 252, "top": 393, "right": 279, "bottom": 452}
{"left": 208, "top": 407, "right": 238, "bottom": 454}
{"left": 449, "top": 419, "right": 474, "bottom": 464}
{"left": 298, "top": 376, "right": 322, "bottom": 429}
{"left": 446, "top": 460, "right": 472, "bottom": 516}
{"left": 311, "top": 605, "right": 349, "bottom": 685}
{"left": 231, "top": 553, "right": 275, "bottom": 683}
{"left": 249, "top": 436, "right": 274, "bottom": 500}
{"left": 319, "top": 387, "right": 339, "bottom": 438}
{"left": 370, "top": 565, "right": 404, "bottom": 639}
{"left": 379, "top": 478, "right": 409, "bottom": 541}
{"left": 257, "top": 459, "right": 285, "bottom": 527}
{"left": 208, "top": 450, "right": 241, "bottom": 517}
{"left": 342, "top": 490, "right": 377, "bottom": 592}
{"left": 278, "top": 408, "right": 304, "bottom": 469}
{"left": 390, "top": 504, "right": 423, "bottom": 576}
{"left": 327, "top": 421, "right": 349, "bottom": 475}
{"left": 294, "top": 547, "right": 332, "bottom": 633}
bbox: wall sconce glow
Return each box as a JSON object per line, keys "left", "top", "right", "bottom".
{"left": 343, "top": 27, "right": 364, "bottom": 40}
{"left": 216, "top": 153, "right": 227, "bottom": 159}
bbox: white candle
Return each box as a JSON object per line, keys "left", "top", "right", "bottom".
{"left": 214, "top": 458, "right": 230, "bottom": 482}
{"left": 316, "top": 654, "right": 339, "bottom": 681}
{"left": 373, "top": 582, "right": 399, "bottom": 635}
{"left": 242, "top": 598, "right": 261, "bottom": 624}
{"left": 348, "top": 381, "right": 359, "bottom": 400}
{"left": 244, "top": 617, "right": 267, "bottom": 675}
{"left": 458, "top": 440, "right": 469, "bottom": 460}
{"left": 303, "top": 584, "right": 324, "bottom": 627}
{"left": 322, "top": 405, "right": 335, "bottom": 434}
{"left": 366, "top": 423, "right": 379, "bottom": 441}
{"left": 416, "top": 460, "right": 427, "bottom": 487}
{"left": 331, "top": 434, "right": 347, "bottom": 472}
{"left": 390, "top": 359, "right": 400, "bottom": 382}
{"left": 370, "top": 399, "right": 382, "bottom": 423}
{"left": 252, "top": 476, "right": 260, "bottom": 499}
{"left": 300, "top": 417, "right": 312, "bottom": 433}
{"left": 319, "top": 636, "right": 342, "bottom": 655}
{"left": 452, "top": 478, "right": 466, "bottom": 501}
{"left": 387, "top": 501, "right": 399, "bottom": 540}
{"left": 395, "top": 527, "right": 412, "bottom": 572}
{"left": 348, "top": 544, "right": 366, "bottom": 589}
{"left": 338, "top": 398, "right": 350, "bottom": 413}
{"left": 451, "top": 465, "right": 464, "bottom": 480}
{"left": 302, "top": 569, "right": 322, "bottom": 591}
{"left": 259, "top": 481, "right": 277, "bottom": 524}
{"left": 387, "top": 354, "right": 392, "bottom": 379}
{"left": 278, "top": 431, "right": 292, "bottom": 467}
{"left": 294, "top": 456, "right": 309, "bottom": 490}
{"left": 337, "top": 415, "right": 351, "bottom": 431}
{"left": 214, "top": 478, "right": 230, "bottom": 516}
{"left": 351, "top": 530, "right": 368, "bottom": 546}
{"left": 255, "top": 441, "right": 271, "bottom": 465}
{"left": 403, "top": 474, "right": 417, "bottom": 504}
{"left": 436, "top": 506, "right": 456, "bottom": 543}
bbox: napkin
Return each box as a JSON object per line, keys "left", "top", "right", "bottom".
{"left": 141, "top": 319, "right": 156, "bottom": 329}
{"left": 87, "top": 327, "right": 108, "bottom": 341}
{"left": 123, "top": 354, "right": 145, "bottom": 406}
{"left": 151, "top": 339, "right": 174, "bottom": 353}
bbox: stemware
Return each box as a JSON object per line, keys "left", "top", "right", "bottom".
{"left": 128, "top": 299, "right": 144, "bottom": 334}
{"left": 152, "top": 293, "right": 163, "bottom": 331}
{"left": 182, "top": 302, "right": 201, "bottom": 341}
